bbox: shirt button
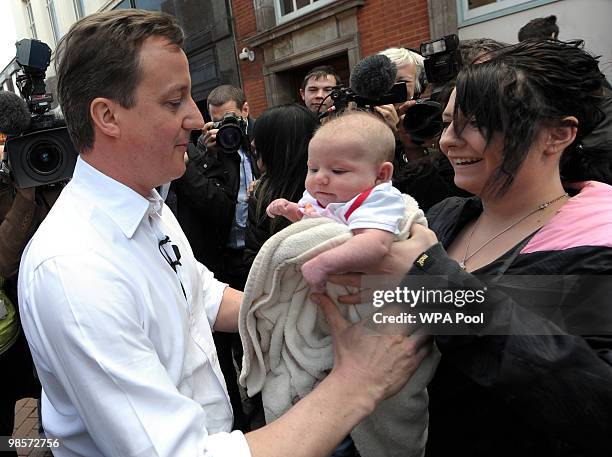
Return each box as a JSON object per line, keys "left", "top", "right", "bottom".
{"left": 203, "top": 164, "right": 208, "bottom": 169}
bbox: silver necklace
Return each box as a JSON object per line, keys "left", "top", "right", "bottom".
{"left": 459, "top": 192, "right": 569, "bottom": 270}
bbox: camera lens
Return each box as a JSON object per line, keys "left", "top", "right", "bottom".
{"left": 27, "top": 142, "right": 62, "bottom": 175}
{"left": 402, "top": 100, "right": 443, "bottom": 143}
{"left": 217, "top": 125, "right": 243, "bottom": 151}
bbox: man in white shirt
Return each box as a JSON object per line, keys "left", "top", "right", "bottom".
{"left": 18, "top": 9, "right": 431, "bottom": 457}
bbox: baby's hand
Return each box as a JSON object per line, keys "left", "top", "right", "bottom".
{"left": 301, "top": 258, "right": 328, "bottom": 293}
{"left": 266, "top": 199, "right": 302, "bottom": 222}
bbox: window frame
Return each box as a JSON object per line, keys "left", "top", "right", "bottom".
{"left": 273, "top": 0, "right": 337, "bottom": 25}
{"left": 72, "top": 0, "right": 85, "bottom": 18}
{"left": 23, "top": 0, "right": 38, "bottom": 39}
{"left": 456, "top": 0, "right": 561, "bottom": 27}
{"left": 45, "top": 0, "right": 61, "bottom": 45}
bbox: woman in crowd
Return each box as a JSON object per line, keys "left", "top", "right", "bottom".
{"left": 245, "top": 103, "right": 317, "bottom": 266}
{"left": 340, "top": 39, "right": 612, "bottom": 456}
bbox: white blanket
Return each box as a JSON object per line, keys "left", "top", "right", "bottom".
{"left": 239, "top": 194, "right": 439, "bottom": 457}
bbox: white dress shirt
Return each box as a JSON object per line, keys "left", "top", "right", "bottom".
{"left": 18, "top": 157, "right": 252, "bottom": 457}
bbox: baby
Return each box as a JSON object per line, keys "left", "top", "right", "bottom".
{"left": 267, "top": 110, "right": 410, "bottom": 291}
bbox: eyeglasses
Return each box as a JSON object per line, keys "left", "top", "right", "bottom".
{"left": 158, "top": 235, "right": 186, "bottom": 299}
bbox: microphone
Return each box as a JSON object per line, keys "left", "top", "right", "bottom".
{"left": 0, "top": 90, "right": 31, "bottom": 135}
{"left": 349, "top": 54, "right": 397, "bottom": 101}
{"left": 317, "top": 105, "right": 337, "bottom": 120}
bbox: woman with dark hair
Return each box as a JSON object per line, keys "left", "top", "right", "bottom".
{"left": 245, "top": 104, "right": 317, "bottom": 266}
{"left": 341, "top": 39, "right": 612, "bottom": 455}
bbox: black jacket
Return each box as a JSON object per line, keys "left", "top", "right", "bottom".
{"left": 171, "top": 123, "right": 257, "bottom": 273}
{"left": 409, "top": 181, "right": 612, "bottom": 457}
{"left": 393, "top": 152, "right": 471, "bottom": 212}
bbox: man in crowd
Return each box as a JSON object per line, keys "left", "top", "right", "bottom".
{"left": 172, "top": 84, "right": 257, "bottom": 430}
{"left": 518, "top": 15, "right": 560, "bottom": 41}
{"left": 18, "top": 9, "right": 429, "bottom": 457}
{"left": 299, "top": 65, "right": 341, "bottom": 116}
{"left": 173, "top": 84, "right": 255, "bottom": 292}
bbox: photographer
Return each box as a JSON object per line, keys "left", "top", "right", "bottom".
{"left": 362, "top": 45, "right": 466, "bottom": 211}
{"left": 172, "top": 84, "right": 258, "bottom": 431}
{"left": 0, "top": 150, "right": 62, "bottom": 452}
{"left": 1, "top": 39, "right": 71, "bottom": 448}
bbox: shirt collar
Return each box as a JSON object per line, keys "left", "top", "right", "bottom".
{"left": 71, "top": 156, "right": 164, "bottom": 239}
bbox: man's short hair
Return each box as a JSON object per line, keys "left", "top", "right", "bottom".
{"left": 301, "top": 66, "right": 341, "bottom": 91}
{"left": 56, "top": 9, "right": 183, "bottom": 153}
{"left": 518, "top": 15, "right": 559, "bottom": 41}
{"left": 378, "top": 47, "right": 425, "bottom": 93}
{"left": 207, "top": 85, "right": 246, "bottom": 110}
{"left": 459, "top": 38, "right": 507, "bottom": 66}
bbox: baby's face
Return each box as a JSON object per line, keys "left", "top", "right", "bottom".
{"left": 305, "top": 135, "right": 383, "bottom": 208}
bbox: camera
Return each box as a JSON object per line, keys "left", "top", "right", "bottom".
{"left": 402, "top": 34, "right": 462, "bottom": 144}
{"left": 420, "top": 34, "right": 462, "bottom": 85}
{"left": 211, "top": 112, "right": 249, "bottom": 152}
{"left": 327, "top": 82, "right": 408, "bottom": 114}
{"left": 2, "top": 39, "right": 78, "bottom": 188}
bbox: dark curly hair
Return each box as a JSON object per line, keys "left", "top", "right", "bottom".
{"left": 453, "top": 39, "right": 609, "bottom": 196}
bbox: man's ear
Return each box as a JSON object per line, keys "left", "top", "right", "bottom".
{"left": 90, "top": 97, "right": 120, "bottom": 139}
{"left": 376, "top": 161, "right": 394, "bottom": 184}
{"left": 544, "top": 116, "right": 578, "bottom": 156}
{"left": 241, "top": 101, "right": 250, "bottom": 118}
{"left": 299, "top": 89, "right": 306, "bottom": 102}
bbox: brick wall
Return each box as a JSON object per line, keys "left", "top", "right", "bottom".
{"left": 358, "top": 0, "right": 430, "bottom": 56}
{"left": 232, "top": 0, "right": 432, "bottom": 117}
{"left": 233, "top": 0, "right": 267, "bottom": 117}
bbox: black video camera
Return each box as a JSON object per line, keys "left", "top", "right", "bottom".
{"left": 326, "top": 82, "right": 408, "bottom": 115}
{"left": 3, "top": 39, "right": 78, "bottom": 188}
{"left": 211, "top": 112, "right": 249, "bottom": 152}
{"left": 402, "top": 34, "right": 462, "bottom": 144}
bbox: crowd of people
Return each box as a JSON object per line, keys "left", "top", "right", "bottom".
{"left": 1, "top": 6, "right": 611, "bottom": 457}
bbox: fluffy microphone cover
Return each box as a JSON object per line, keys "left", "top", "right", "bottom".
{"left": 349, "top": 54, "right": 397, "bottom": 101}
{"left": 0, "top": 90, "right": 31, "bottom": 135}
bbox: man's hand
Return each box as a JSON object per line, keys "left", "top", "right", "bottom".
{"left": 374, "top": 104, "right": 400, "bottom": 133}
{"left": 396, "top": 99, "right": 417, "bottom": 118}
{"left": 313, "top": 292, "right": 432, "bottom": 402}
{"left": 201, "top": 121, "right": 219, "bottom": 152}
{"left": 266, "top": 198, "right": 302, "bottom": 222}
{"left": 16, "top": 186, "right": 36, "bottom": 203}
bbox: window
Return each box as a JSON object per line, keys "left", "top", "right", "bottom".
{"left": 113, "top": 0, "right": 132, "bottom": 9}
{"left": 274, "top": 0, "right": 336, "bottom": 24}
{"left": 134, "top": 0, "right": 164, "bottom": 10}
{"left": 46, "top": 0, "right": 61, "bottom": 45}
{"left": 457, "top": 0, "right": 559, "bottom": 26}
{"left": 24, "top": 0, "right": 37, "bottom": 39}
{"left": 112, "top": 0, "right": 162, "bottom": 9}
